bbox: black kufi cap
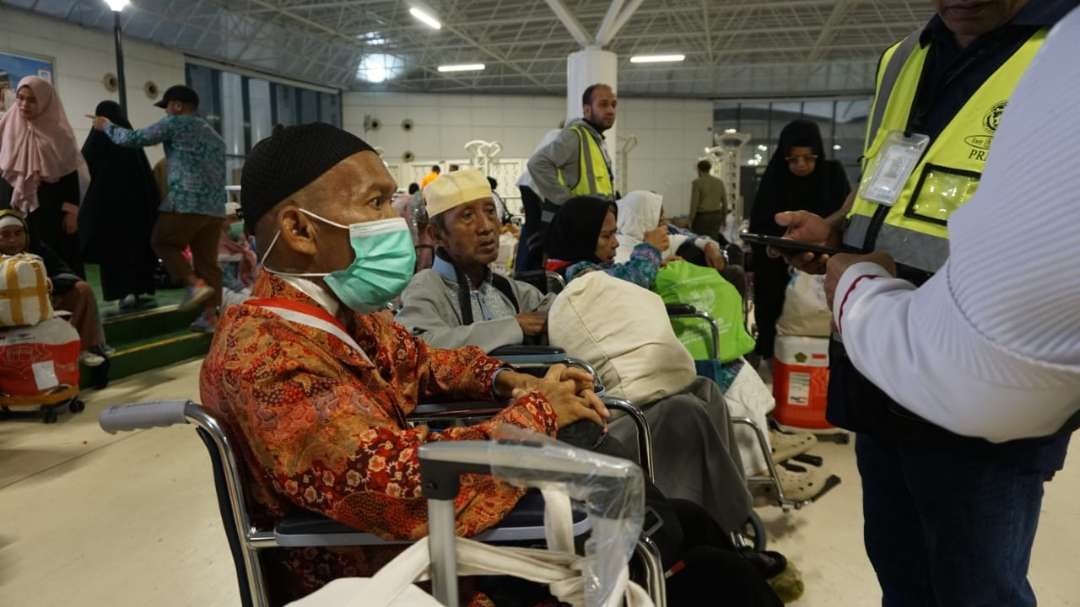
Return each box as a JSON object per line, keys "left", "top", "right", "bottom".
{"left": 241, "top": 122, "right": 375, "bottom": 233}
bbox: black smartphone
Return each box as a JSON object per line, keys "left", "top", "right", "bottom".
{"left": 740, "top": 231, "right": 840, "bottom": 256}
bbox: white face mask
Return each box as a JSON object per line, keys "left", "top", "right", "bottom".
{"left": 262, "top": 209, "right": 415, "bottom": 312}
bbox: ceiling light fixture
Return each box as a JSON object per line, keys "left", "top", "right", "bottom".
{"left": 437, "top": 63, "right": 485, "bottom": 72}
{"left": 104, "top": 0, "right": 129, "bottom": 11}
{"left": 629, "top": 54, "right": 685, "bottom": 64}
{"left": 833, "top": 144, "right": 843, "bottom": 151}
{"left": 357, "top": 32, "right": 386, "bottom": 45}
{"left": 409, "top": 7, "right": 442, "bottom": 30}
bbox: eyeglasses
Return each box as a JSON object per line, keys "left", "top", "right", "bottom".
{"left": 785, "top": 154, "right": 818, "bottom": 164}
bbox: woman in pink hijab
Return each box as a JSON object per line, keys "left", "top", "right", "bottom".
{"left": 0, "top": 76, "right": 89, "bottom": 276}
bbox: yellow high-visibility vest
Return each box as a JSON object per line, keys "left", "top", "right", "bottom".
{"left": 558, "top": 125, "right": 614, "bottom": 199}
{"left": 844, "top": 30, "right": 1046, "bottom": 274}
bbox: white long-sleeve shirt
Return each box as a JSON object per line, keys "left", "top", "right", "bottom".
{"left": 834, "top": 8, "right": 1080, "bottom": 443}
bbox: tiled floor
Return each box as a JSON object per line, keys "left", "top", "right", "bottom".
{"left": 0, "top": 359, "right": 1077, "bottom": 606}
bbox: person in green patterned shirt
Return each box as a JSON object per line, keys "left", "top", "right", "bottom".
{"left": 91, "top": 85, "right": 226, "bottom": 331}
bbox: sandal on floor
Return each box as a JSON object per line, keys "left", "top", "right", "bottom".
{"left": 771, "top": 464, "right": 827, "bottom": 502}
{"left": 770, "top": 429, "right": 818, "bottom": 463}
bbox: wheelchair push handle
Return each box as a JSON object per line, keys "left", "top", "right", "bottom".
{"left": 99, "top": 400, "right": 193, "bottom": 434}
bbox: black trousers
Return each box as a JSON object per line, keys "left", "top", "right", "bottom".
{"left": 514, "top": 185, "right": 545, "bottom": 273}
{"left": 750, "top": 249, "right": 790, "bottom": 359}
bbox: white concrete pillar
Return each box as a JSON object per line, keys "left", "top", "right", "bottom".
{"left": 566, "top": 47, "right": 618, "bottom": 160}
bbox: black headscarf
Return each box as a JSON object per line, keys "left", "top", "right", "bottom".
{"left": 543, "top": 196, "right": 617, "bottom": 263}
{"left": 749, "top": 119, "right": 850, "bottom": 236}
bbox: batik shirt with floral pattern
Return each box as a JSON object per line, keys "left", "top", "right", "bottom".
{"left": 105, "top": 114, "right": 226, "bottom": 216}
{"left": 200, "top": 272, "right": 557, "bottom": 601}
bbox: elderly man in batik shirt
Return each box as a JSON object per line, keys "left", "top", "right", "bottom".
{"left": 199, "top": 123, "right": 608, "bottom": 603}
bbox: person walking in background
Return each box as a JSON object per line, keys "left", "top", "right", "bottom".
{"left": 0, "top": 72, "right": 12, "bottom": 116}
{"left": 420, "top": 164, "right": 441, "bottom": 189}
{"left": 80, "top": 100, "right": 159, "bottom": 311}
{"left": 0, "top": 76, "right": 89, "bottom": 277}
{"left": 514, "top": 129, "right": 561, "bottom": 273}
{"left": 748, "top": 120, "right": 849, "bottom": 360}
{"left": 689, "top": 159, "right": 728, "bottom": 240}
{"left": 91, "top": 85, "right": 226, "bottom": 332}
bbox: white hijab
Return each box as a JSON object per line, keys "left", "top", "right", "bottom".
{"left": 614, "top": 191, "right": 688, "bottom": 263}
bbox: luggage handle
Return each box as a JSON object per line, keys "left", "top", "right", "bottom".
{"left": 99, "top": 400, "right": 194, "bottom": 434}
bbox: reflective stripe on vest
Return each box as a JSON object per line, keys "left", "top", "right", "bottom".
{"left": 557, "top": 125, "right": 615, "bottom": 199}
{"left": 844, "top": 30, "right": 1047, "bottom": 274}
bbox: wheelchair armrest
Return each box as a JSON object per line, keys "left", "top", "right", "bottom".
{"left": 99, "top": 400, "right": 194, "bottom": 433}
{"left": 412, "top": 401, "right": 504, "bottom": 418}
{"left": 603, "top": 397, "right": 654, "bottom": 482}
{"left": 273, "top": 490, "right": 589, "bottom": 547}
{"left": 664, "top": 303, "right": 698, "bottom": 316}
{"left": 664, "top": 304, "right": 720, "bottom": 360}
{"left": 489, "top": 345, "right": 566, "bottom": 358}
{"left": 491, "top": 345, "right": 570, "bottom": 366}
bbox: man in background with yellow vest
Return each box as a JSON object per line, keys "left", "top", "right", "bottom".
{"left": 526, "top": 83, "right": 617, "bottom": 254}
{"left": 778, "top": 1, "right": 1076, "bottom": 605}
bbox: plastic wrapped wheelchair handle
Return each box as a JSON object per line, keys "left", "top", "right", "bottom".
{"left": 418, "top": 440, "right": 638, "bottom": 499}
{"left": 99, "top": 400, "right": 193, "bottom": 434}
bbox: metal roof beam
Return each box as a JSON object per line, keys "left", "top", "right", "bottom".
{"left": 542, "top": 0, "right": 592, "bottom": 47}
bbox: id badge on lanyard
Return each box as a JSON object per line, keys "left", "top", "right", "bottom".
{"left": 859, "top": 131, "right": 930, "bottom": 206}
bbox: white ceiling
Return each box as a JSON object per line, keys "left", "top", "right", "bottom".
{"left": 3, "top": 0, "right": 936, "bottom": 97}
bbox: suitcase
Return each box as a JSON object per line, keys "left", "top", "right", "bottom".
{"left": 0, "top": 317, "right": 85, "bottom": 423}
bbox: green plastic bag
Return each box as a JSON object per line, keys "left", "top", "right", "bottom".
{"left": 655, "top": 261, "right": 755, "bottom": 362}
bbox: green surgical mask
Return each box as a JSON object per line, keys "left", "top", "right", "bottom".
{"left": 263, "top": 211, "right": 416, "bottom": 312}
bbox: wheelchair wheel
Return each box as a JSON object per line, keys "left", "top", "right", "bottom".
{"left": 742, "top": 511, "right": 767, "bottom": 552}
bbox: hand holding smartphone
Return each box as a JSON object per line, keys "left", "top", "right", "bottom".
{"left": 739, "top": 231, "right": 840, "bottom": 257}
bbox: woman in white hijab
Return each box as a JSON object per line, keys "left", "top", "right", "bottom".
{"left": 615, "top": 191, "right": 726, "bottom": 270}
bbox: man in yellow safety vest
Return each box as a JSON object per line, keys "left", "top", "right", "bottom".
{"left": 523, "top": 83, "right": 617, "bottom": 267}
{"left": 780, "top": 0, "right": 1075, "bottom": 604}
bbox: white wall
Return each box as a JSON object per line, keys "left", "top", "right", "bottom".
{"left": 343, "top": 92, "right": 714, "bottom": 217}
{"left": 1, "top": 7, "right": 186, "bottom": 165}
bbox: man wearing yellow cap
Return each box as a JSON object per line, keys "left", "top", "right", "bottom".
{"left": 398, "top": 169, "right": 553, "bottom": 351}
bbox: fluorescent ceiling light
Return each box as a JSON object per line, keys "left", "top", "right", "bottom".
{"left": 629, "top": 54, "right": 685, "bottom": 64}
{"left": 357, "top": 32, "right": 386, "bottom": 45}
{"left": 723, "top": 128, "right": 737, "bottom": 134}
{"left": 438, "top": 63, "right": 485, "bottom": 73}
{"left": 104, "top": 0, "right": 130, "bottom": 11}
{"left": 409, "top": 7, "right": 442, "bottom": 30}
{"left": 357, "top": 54, "right": 404, "bottom": 83}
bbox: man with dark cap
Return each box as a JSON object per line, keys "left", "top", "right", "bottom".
{"left": 199, "top": 122, "right": 609, "bottom": 603}
{"left": 91, "top": 84, "right": 226, "bottom": 330}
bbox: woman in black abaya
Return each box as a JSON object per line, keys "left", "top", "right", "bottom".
{"left": 79, "top": 100, "right": 159, "bottom": 308}
{"left": 749, "top": 120, "right": 850, "bottom": 359}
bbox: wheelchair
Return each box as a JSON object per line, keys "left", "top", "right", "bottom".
{"left": 666, "top": 305, "right": 842, "bottom": 513}
{"left": 98, "top": 381, "right": 666, "bottom": 606}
